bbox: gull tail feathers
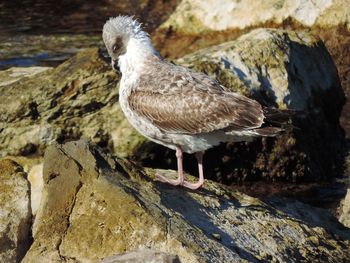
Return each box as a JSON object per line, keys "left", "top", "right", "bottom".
{"left": 253, "top": 126, "right": 283, "bottom": 136}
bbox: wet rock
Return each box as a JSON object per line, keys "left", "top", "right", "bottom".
{"left": 101, "top": 249, "right": 180, "bottom": 263}
{"left": 22, "top": 140, "right": 350, "bottom": 262}
{"left": 339, "top": 189, "right": 350, "bottom": 228}
{"left": 0, "top": 48, "right": 145, "bottom": 158}
{"left": 0, "top": 159, "right": 31, "bottom": 263}
{"left": 161, "top": 0, "right": 350, "bottom": 33}
{"left": 140, "top": 28, "right": 346, "bottom": 182}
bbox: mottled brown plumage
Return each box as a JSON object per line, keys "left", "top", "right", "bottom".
{"left": 128, "top": 57, "right": 264, "bottom": 134}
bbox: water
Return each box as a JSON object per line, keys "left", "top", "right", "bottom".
{"left": 0, "top": 33, "right": 102, "bottom": 69}
{"left": 0, "top": 0, "right": 178, "bottom": 69}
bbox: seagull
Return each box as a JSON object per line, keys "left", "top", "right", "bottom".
{"left": 102, "top": 16, "right": 284, "bottom": 190}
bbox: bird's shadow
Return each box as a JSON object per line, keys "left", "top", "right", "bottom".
{"left": 155, "top": 182, "right": 261, "bottom": 262}
{"left": 112, "top": 161, "right": 350, "bottom": 261}
{"left": 150, "top": 170, "right": 350, "bottom": 260}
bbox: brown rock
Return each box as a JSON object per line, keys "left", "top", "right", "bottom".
{"left": 0, "top": 159, "right": 31, "bottom": 263}
{"left": 22, "top": 140, "right": 350, "bottom": 262}
{"left": 0, "top": 48, "right": 145, "bottom": 158}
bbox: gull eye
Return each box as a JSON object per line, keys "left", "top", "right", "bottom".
{"left": 112, "top": 44, "right": 118, "bottom": 53}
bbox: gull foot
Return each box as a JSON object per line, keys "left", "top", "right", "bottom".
{"left": 182, "top": 180, "right": 204, "bottom": 190}
{"left": 156, "top": 173, "right": 183, "bottom": 186}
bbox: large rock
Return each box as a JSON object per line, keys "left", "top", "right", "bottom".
{"left": 22, "top": 140, "right": 350, "bottom": 262}
{"left": 0, "top": 159, "right": 31, "bottom": 263}
{"left": 139, "top": 28, "right": 346, "bottom": 182}
{"left": 160, "top": 0, "right": 350, "bottom": 33}
{"left": 0, "top": 67, "right": 51, "bottom": 87}
{"left": 0, "top": 48, "right": 145, "bottom": 158}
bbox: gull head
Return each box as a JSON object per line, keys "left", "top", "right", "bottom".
{"left": 102, "top": 16, "right": 153, "bottom": 70}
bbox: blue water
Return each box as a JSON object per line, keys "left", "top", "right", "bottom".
{"left": 0, "top": 52, "right": 71, "bottom": 70}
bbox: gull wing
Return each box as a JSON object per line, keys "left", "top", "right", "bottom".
{"left": 128, "top": 61, "right": 264, "bottom": 135}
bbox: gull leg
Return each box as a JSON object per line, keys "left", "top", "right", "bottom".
{"left": 156, "top": 147, "right": 184, "bottom": 186}
{"left": 183, "top": 151, "right": 205, "bottom": 190}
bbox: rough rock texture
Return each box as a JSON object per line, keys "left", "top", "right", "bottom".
{"left": 0, "top": 159, "right": 31, "bottom": 263}
{"left": 22, "top": 140, "right": 350, "bottom": 262}
{"left": 0, "top": 67, "right": 51, "bottom": 86}
{"left": 101, "top": 249, "right": 180, "bottom": 263}
{"left": 0, "top": 48, "right": 145, "bottom": 158}
{"left": 339, "top": 189, "right": 350, "bottom": 228}
{"left": 161, "top": 0, "right": 350, "bottom": 33}
{"left": 138, "top": 28, "right": 346, "bottom": 183}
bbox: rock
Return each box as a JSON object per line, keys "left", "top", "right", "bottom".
{"left": 0, "top": 67, "right": 51, "bottom": 86}
{"left": 0, "top": 48, "right": 145, "bottom": 158}
{"left": 316, "top": 0, "right": 350, "bottom": 31}
{"left": 160, "top": 0, "right": 350, "bottom": 33}
{"left": 23, "top": 140, "right": 350, "bottom": 262}
{"left": 27, "top": 163, "right": 44, "bottom": 216}
{"left": 339, "top": 189, "right": 350, "bottom": 227}
{"left": 0, "top": 159, "right": 31, "bottom": 263}
{"left": 139, "top": 28, "right": 346, "bottom": 182}
{"left": 101, "top": 249, "right": 180, "bottom": 263}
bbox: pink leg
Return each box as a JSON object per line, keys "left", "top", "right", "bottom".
{"left": 183, "top": 151, "right": 205, "bottom": 190}
{"left": 156, "top": 147, "right": 184, "bottom": 186}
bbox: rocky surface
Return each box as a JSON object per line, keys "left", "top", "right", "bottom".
{"left": 21, "top": 140, "right": 350, "bottom": 262}
{"left": 0, "top": 67, "right": 51, "bottom": 86}
{"left": 1, "top": 29, "right": 346, "bottom": 183}
{"left": 101, "top": 249, "right": 180, "bottom": 263}
{"left": 0, "top": 159, "right": 31, "bottom": 263}
{"left": 160, "top": 0, "right": 350, "bottom": 33}
{"left": 139, "top": 28, "right": 347, "bottom": 182}
{"left": 0, "top": 48, "right": 145, "bottom": 158}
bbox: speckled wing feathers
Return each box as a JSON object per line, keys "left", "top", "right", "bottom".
{"left": 128, "top": 58, "right": 264, "bottom": 134}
